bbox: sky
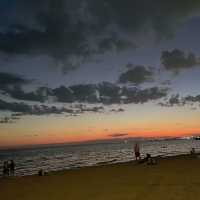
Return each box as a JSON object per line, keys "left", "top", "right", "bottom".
{"left": 1, "top": 0, "right": 200, "bottom": 148}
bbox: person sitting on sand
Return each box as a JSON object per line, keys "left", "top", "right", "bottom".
{"left": 38, "top": 169, "right": 48, "bottom": 176}
{"left": 190, "top": 148, "right": 196, "bottom": 155}
{"left": 145, "top": 153, "right": 151, "bottom": 162}
{"left": 134, "top": 142, "right": 141, "bottom": 161}
{"left": 146, "top": 153, "right": 153, "bottom": 165}
{"left": 145, "top": 153, "right": 157, "bottom": 165}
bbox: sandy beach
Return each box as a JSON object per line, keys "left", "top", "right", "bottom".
{"left": 0, "top": 155, "right": 200, "bottom": 200}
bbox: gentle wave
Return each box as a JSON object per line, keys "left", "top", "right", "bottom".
{"left": 0, "top": 139, "right": 199, "bottom": 177}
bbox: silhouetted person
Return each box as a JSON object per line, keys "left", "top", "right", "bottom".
{"left": 38, "top": 169, "right": 44, "bottom": 176}
{"left": 3, "top": 161, "right": 9, "bottom": 177}
{"left": 10, "top": 160, "right": 15, "bottom": 176}
{"left": 190, "top": 148, "right": 196, "bottom": 155}
{"left": 145, "top": 153, "right": 157, "bottom": 165}
{"left": 146, "top": 153, "right": 152, "bottom": 165}
{"left": 134, "top": 142, "right": 141, "bottom": 161}
{"left": 145, "top": 153, "right": 151, "bottom": 161}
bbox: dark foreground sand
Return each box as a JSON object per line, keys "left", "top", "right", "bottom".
{"left": 1, "top": 155, "right": 200, "bottom": 200}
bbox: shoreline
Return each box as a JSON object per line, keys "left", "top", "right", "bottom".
{"left": 1, "top": 138, "right": 200, "bottom": 178}
{"left": 1, "top": 153, "right": 200, "bottom": 200}
{"left": 0, "top": 153, "right": 196, "bottom": 179}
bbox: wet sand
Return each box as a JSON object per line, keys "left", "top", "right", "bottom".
{"left": 0, "top": 155, "right": 200, "bottom": 200}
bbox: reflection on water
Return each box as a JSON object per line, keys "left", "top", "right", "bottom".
{"left": 0, "top": 139, "right": 199, "bottom": 176}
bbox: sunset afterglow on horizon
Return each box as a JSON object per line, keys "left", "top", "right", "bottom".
{"left": 1, "top": 103, "right": 200, "bottom": 148}
{"left": 1, "top": 1, "right": 200, "bottom": 148}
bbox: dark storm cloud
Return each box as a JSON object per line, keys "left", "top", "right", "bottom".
{"left": 0, "top": 99, "right": 74, "bottom": 115}
{"left": 53, "top": 86, "right": 74, "bottom": 103}
{"left": 4, "top": 86, "right": 52, "bottom": 102}
{"left": 161, "top": 49, "right": 199, "bottom": 72}
{"left": 0, "top": 99, "right": 32, "bottom": 113}
{"left": 0, "top": 0, "right": 90, "bottom": 68}
{"left": 69, "top": 84, "right": 98, "bottom": 103}
{"left": 0, "top": 0, "right": 200, "bottom": 70}
{"left": 121, "top": 86, "right": 168, "bottom": 104}
{"left": 119, "top": 65, "right": 154, "bottom": 84}
{"left": 98, "top": 82, "right": 121, "bottom": 104}
{"left": 89, "top": 84, "right": 166, "bottom": 104}
{"left": 53, "top": 82, "right": 168, "bottom": 105}
{"left": 38, "top": 84, "right": 99, "bottom": 103}
{"left": 159, "top": 94, "right": 200, "bottom": 107}
{"left": 2, "top": 81, "right": 168, "bottom": 105}
{"left": 0, "top": 98, "right": 106, "bottom": 122}
{"left": 0, "top": 72, "right": 30, "bottom": 90}
{"left": 108, "top": 133, "right": 128, "bottom": 138}
{"left": 0, "top": 65, "right": 168, "bottom": 104}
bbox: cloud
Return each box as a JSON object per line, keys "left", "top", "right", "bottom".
{"left": 0, "top": 98, "right": 106, "bottom": 122}
{"left": 121, "top": 86, "right": 168, "bottom": 104}
{"left": 159, "top": 94, "right": 200, "bottom": 107}
{"left": 0, "top": 117, "right": 15, "bottom": 124}
{"left": 2, "top": 79, "right": 168, "bottom": 105}
{"left": 108, "top": 133, "right": 129, "bottom": 138}
{"left": 69, "top": 84, "right": 98, "bottom": 103}
{"left": 0, "top": 99, "right": 73, "bottom": 115}
{"left": 0, "top": 71, "right": 168, "bottom": 122}
{"left": 73, "top": 104, "right": 104, "bottom": 113}
{"left": 161, "top": 49, "right": 199, "bottom": 72}
{"left": 119, "top": 65, "right": 154, "bottom": 84}
{"left": 4, "top": 86, "right": 51, "bottom": 102}
{"left": 1, "top": 0, "right": 200, "bottom": 70}
{"left": 158, "top": 94, "right": 183, "bottom": 107}
{"left": 184, "top": 95, "right": 200, "bottom": 103}
{"left": 0, "top": 114, "right": 22, "bottom": 124}
{"left": 98, "top": 82, "right": 121, "bottom": 104}
{"left": 53, "top": 86, "right": 74, "bottom": 103}
{"left": 55, "top": 83, "right": 168, "bottom": 105}
{"left": 0, "top": 72, "right": 30, "bottom": 90}
{"left": 0, "top": 71, "right": 167, "bottom": 105}
{"left": 110, "top": 108, "right": 125, "bottom": 112}
{"left": 161, "top": 80, "right": 171, "bottom": 86}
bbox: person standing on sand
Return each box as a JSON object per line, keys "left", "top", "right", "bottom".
{"left": 10, "top": 160, "right": 15, "bottom": 176}
{"left": 134, "top": 142, "right": 141, "bottom": 161}
{"left": 3, "top": 161, "right": 9, "bottom": 177}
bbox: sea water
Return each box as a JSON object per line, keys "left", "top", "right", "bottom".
{"left": 0, "top": 138, "right": 199, "bottom": 177}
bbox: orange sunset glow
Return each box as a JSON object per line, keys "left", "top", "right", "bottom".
{"left": 0, "top": 0, "right": 200, "bottom": 149}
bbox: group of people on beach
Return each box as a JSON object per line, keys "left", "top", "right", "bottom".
{"left": 3, "top": 160, "right": 15, "bottom": 177}
{"left": 134, "top": 142, "right": 157, "bottom": 165}
{"left": 1, "top": 144, "right": 198, "bottom": 178}
{"left": 134, "top": 142, "right": 198, "bottom": 164}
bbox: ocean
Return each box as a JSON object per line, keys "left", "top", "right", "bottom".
{"left": 0, "top": 138, "right": 199, "bottom": 177}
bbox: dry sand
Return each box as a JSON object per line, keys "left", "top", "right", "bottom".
{"left": 0, "top": 155, "right": 200, "bottom": 200}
